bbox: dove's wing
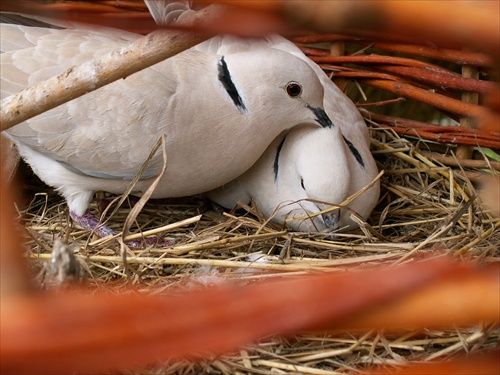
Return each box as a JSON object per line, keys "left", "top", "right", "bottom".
{"left": 145, "top": 0, "right": 196, "bottom": 26}
{"left": 2, "top": 23, "right": 183, "bottom": 180}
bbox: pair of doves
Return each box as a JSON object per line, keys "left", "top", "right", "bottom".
{"left": 1, "top": 2, "right": 379, "bottom": 242}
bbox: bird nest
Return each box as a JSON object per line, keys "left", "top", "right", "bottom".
{"left": 10, "top": 21, "right": 500, "bottom": 375}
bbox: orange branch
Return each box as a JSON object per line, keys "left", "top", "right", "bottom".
{"left": 311, "top": 54, "right": 450, "bottom": 70}
{"left": 376, "top": 65, "right": 495, "bottom": 94}
{"left": 360, "top": 79, "right": 487, "bottom": 119}
{"left": 364, "top": 111, "right": 500, "bottom": 149}
{"left": 3, "top": 259, "right": 496, "bottom": 374}
{"left": 361, "top": 42, "right": 493, "bottom": 66}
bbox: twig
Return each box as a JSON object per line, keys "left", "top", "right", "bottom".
{"left": 454, "top": 220, "right": 500, "bottom": 255}
{"left": 375, "top": 65, "right": 494, "bottom": 94}
{"left": 365, "top": 112, "right": 500, "bottom": 149}
{"left": 359, "top": 42, "right": 493, "bottom": 66}
{"left": 283, "top": 1, "right": 500, "bottom": 56}
{"left": 418, "top": 150, "right": 500, "bottom": 171}
{"left": 88, "top": 215, "right": 202, "bottom": 247}
{"left": 311, "top": 54, "right": 462, "bottom": 71}
{"left": 163, "top": 231, "right": 287, "bottom": 256}
{"left": 456, "top": 62, "right": 480, "bottom": 159}
{"left": 0, "top": 5, "right": 227, "bottom": 130}
{"left": 360, "top": 79, "right": 487, "bottom": 119}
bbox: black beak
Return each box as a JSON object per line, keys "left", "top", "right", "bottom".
{"left": 307, "top": 105, "right": 334, "bottom": 128}
{"left": 322, "top": 210, "right": 340, "bottom": 230}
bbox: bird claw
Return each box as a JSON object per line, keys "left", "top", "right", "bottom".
{"left": 70, "top": 211, "right": 115, "bottom": 238}
{"left": 70, "top": 210, "right": 177, "bottom": 249}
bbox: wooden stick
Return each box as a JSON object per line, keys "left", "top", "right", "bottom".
{"left": 456, "top": 62, "right": 480, "bottom": 159}
{"left": 418, "top": 151, "right": 500, "bottom": 171}
{"left": 307, "top": 42, "right": 492, "bottom": 67}
{"left": 283, "top": 1, "right": 500, "bottom": 57}
{"left": 364, "top": 112, "right": 500, "bottom": 149}
{"left": 375, "top": 65, "right": 494, "bottom": 94}
{"left": 0, "top": 5, "right": 227, "bottom": 131}
{"left": 0, "top": 0, "right": 155, "bottom": 34}
{"left": 311, "top": 54, "right": 456, "bottom": 71}
{"left": 360, "top": 79, "right": 488, "bottom": 119}
{"left": 4, "top": 259, "right": 495, "bottom": 374}
{"left": 360, "top": 42, "right": 493, "bottom": 66}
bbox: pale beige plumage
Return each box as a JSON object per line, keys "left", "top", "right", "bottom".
{"left": 1, "top": 19, "right": 333, "bottom": 226}
{"left": 208, "top": 47, "right": 380, "bottom": 232}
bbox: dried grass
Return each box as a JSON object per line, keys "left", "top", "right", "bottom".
{"left": 16, "top": 122, "right": 499, "bottom": 374}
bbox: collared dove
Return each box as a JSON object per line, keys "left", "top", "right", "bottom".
{"left": 207, "top": 123, "right": 380, "bottom": 232}
{"left": 0, "top": 12, "right": 335, "bottom": 241}
{"left": 147, "top": 1, "right": 380, "bottom": 232}
{"left": 207, "top": 45, "right": 380, "bottom": 232}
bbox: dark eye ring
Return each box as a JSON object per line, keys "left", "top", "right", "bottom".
{"left": 286, "top": 82, "right": 302, "bottom": 98}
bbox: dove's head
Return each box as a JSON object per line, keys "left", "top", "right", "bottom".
{"left": 270, "top": 125, "right": 353, "bottom": 232}
{"left": 221, "top": 49, "right": 333, "bottom": 131}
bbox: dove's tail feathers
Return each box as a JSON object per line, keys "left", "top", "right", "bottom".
{"left": 144, "top": 0, "right": 195, "bottom": 26}
{"left": 0, "top": 12, "right": 64, "bottom": 29}
{"left": 5, "top": 136, "right": 94, "bottom": 216}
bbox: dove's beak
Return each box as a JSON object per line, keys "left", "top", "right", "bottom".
{"left": 307, "top": 106, "right": 334, "bottom": 129}
{"left": 321, "top": 210, "right": 340, "bottom": 230}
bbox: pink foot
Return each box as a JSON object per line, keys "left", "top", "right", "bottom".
{"left": 70, "top": 210, "right": 177, "bottom": 248}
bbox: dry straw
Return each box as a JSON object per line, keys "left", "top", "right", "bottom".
{"left": 22, "top": 122, "right": 499, "bottom": 373}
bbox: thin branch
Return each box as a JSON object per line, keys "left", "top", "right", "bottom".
{"left": 360, "top": 79, "right": 488, "bottom": 119}
{"left": 0, "top": 4, "right": 228, "bottom": 131}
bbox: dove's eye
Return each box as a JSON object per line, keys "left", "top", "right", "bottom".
{"left": 300, "top": 178, "right": 305, "bottom": 190}
{"left": 286, "top": 82, "right": 302, "bottom": 97}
